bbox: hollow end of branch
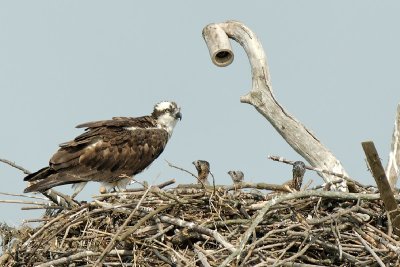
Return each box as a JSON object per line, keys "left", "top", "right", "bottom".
{"left": 202, "top": 23, "right": 234, "bottom": 67}
{"left": 213, "top": 50, "right": 234, "bottom": 67}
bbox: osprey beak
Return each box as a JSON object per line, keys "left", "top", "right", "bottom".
{"left": 176, "top": 112, "right": 182, "bottom": 120}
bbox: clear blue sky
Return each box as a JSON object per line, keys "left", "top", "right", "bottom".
{"left": 1, "top": 1, "right": 399, "bottom": 225}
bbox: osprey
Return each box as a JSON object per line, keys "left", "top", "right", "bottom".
{"left": 291, "top": 161, "right": 306, "bottom": 191}
{"left": 227, "top": 170, "right": 244, "bottom": 184}
{"left": 192, "top": 160, "right": 210, "bottom": 185}
{"left": 282, "top": 161, "right": 306, "bottom": 192}
{"left": 24, "top": 101, "right": 182, "bottom": 196}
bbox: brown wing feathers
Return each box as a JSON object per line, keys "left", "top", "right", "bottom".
{"left": 24, "top": 167, "right": 55, "bottom": 182}
{"left": 24, "top": 116, "right": 168, "bottom": 193}
{"left": 76, "top": 116, "right": 157, "bottom": 129}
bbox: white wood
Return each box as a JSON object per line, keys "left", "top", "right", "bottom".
{"left": 386, "top": 103, "right": 400, "bottom": 190}
{"left": 203, "top": 21, "right": 348, "bottom": 191}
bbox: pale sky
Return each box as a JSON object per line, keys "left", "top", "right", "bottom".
{"left": 1, "top": 1, "right": 400, "bottom": 225}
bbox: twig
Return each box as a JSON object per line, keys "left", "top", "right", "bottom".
{"left": 177, "top": 182, "right": 289, "bottom": 192}
{"left": 21, "top": 204, "right": 89, "bottom": 249}
{"left": 365, "top": 224, "right": 400, "bottom": 256}
{"left": 152, "top": 238, "right": 192, "bottom": 266}
{"left": 94, "top": 185, "right": 153, "bottom": 266}
{"left": 144, "top": 208, "right": 235, "bottom": 253}
{"left": 145, "top": 225, "right": 175, "bottom": 242}
{"left": 165, "top": 159, "right": 197, "bottom": 178}
{"left": 259, "top": 259, "right": 329, "bottom": 267}
{"left": 274, "top": 233, "right": 320, "bottom": 266}
{"left": 313, "top": 236, "right": 358, "bottom": 263}
{"left": 152, "top": 249, "right": 175, "bottom": 266}
{"left": 119, "top": 204, "right": 172, "bottom": 241}
{"left": 0, "top": 157, "right": 79, "bottom": 209}
{"left": 59, "top": 221, "right": 84, "bottom": 248}
{"left": 194, "top": 244, "right": 212, "bottom": 267}
{"left": 151, "top": 186, "right": 191, "bottom": 204}
{"left": 354, "top": 230, "right": 385, "bottom": 267}
{"left": 21, "top": 205, "right": 62, "bottom": 210}
{"left": 269, "top": 155, "right": 364, "bottom": 187}
{"left": 0, "top": 199, "right": 49, "bottom": 205}
{"left": 310, "top": 179, "right": 344, "bottom": 190}
{"left": 36, "top": 250, "right": 133, "bottom": 267}
{"left": 42, "top": 189, "right": 79, "bottom": 208}
{"left": 0, "top": 158, "right": 31, "bottom": 174}
{"left": 125, "top": 178, "right": 176, "bottom": 192}
{"left": 23, "top": 218, "right": 51, "bottom": 223}
{"left": 331, "top": 223, "right": 343, "bottom": 260}
{"left": 306, "top": 206, "right": 360, "bottom": 225}
{"left": 271, "top": 241, "right": 296, "bottom": 266}
{"left": 249, "top": 190, "right": 389, "bottom": 210}
{"left": 0, "top": 192, "right": 48, "bottom": 200}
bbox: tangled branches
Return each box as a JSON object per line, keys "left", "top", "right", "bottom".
{"left": 1, "top": 179, "right": 400, "bottom": 266}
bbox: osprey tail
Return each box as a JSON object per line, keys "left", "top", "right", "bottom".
{"left": 24, "top": 168, "right": 86, "bottom": 193}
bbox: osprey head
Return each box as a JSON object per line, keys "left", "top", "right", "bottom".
{"left": 228, "top": 170, "right": 244, "bottom": 183}
{"left": 292, "top": 161, "right": 306, "bottom": 177}
{"left": 192, "top": 160, "right": 210, "bottom": 173}
{"left": 152, "top": 101, "right": 182, "bottom": 136}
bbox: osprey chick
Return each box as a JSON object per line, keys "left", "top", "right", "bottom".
{"left": 292, "top": 161, "right": 306, "bottom": 191}
{"left": 192, "top": 160, "right": 210, "bottom": 185}
{"left": 227, "top": 170, "right": 244, "bottom": 184}
{"left": 283, "top": 161, "right": 306, "bottom": 191}
{"left": 24, "top": 101, "right": 182, "bottom": 196}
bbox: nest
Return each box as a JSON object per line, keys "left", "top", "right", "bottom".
{"left": 1, "top": 179, "right": 400, "bottom": 267}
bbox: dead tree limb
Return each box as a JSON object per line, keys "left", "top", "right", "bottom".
{"left": 202, "top": 20, "right": 348, "bottom": 191}
{"left": 386, "top": 103, "right": 400, "bottom": 190}
{"left": 1, "top": 157, "right": 78, "bottom": 208}
{"left": 362, "top": 141, "right": 400, "bottom": 235}
{"left": 0, "top": 158, "right": 31, "bottom": 175}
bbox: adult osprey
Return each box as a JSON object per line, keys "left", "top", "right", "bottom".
{"left": 24, "top": 101, "right": 181, "bottom": 196}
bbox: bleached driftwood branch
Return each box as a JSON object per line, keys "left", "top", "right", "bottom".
{"left": 202, "top": 21, "right": 348, "bottom": 191}
{"left": 386, "top": 103, "right": 400, "bottom": 190}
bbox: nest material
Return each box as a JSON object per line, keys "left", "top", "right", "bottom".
{"left": 1, "top": 181, "right": 400, "bottom": 266}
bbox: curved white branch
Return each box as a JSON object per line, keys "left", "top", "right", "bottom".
{"left": 203, "top": 21, "right": 348, "bottom": 191}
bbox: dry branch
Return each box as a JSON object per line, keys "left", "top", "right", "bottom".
{"left": 362, "top": 141, "right": 400, "bottom": 235}
{"left": 202, "top": 20, "right": 348, "bottom": 191}
{"left": 176, "top": 181, "right": 290, "bottom": 192}
{"left": 0, "top": 158, "right": 31, "bottom": 174}
{"left": 269, "top": 155, "right": 365, "bottom": 188}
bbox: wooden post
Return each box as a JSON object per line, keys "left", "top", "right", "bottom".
{"left": 362, "top": 141, "right": 400, "bottom": 235}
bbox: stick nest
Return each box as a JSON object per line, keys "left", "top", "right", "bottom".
{"left": 1, "top": 181, "right": 400, "bottom": 266}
